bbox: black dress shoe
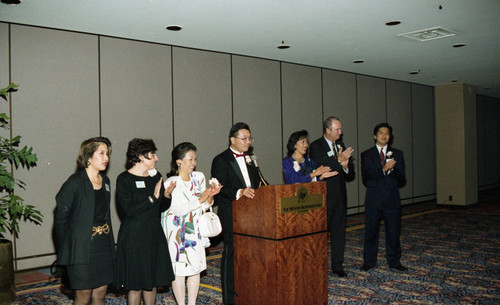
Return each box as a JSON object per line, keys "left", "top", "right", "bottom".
{"left": 360, "top": 265, "right": 374, "bottom": 271}
{"left": 331, "top": 269, "right": 347, "bottom": 277}
{"left": 391, "top": 264, "right": 408, "bottom": 272}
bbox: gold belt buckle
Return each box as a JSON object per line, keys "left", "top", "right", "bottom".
{"left": 92, "top": 222, "right": 110, "bottom": 237}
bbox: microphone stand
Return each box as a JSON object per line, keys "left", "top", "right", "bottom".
{"left": 250, "top": 155, "right": 269, "bottom": 186}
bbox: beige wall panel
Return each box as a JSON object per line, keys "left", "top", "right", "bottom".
{"left": 463, "top": 84, "right": 478, "bottom": 205}
{"left": 435, "top": 84, "right": 465, "bottom": 204}
{"left": 0, "top": 23, "right": 13, "bottom": 242}
{"left": 356, "top": 75, "right": 386, "bottom": 210}
{"left": 100, "top": 37, "right": 173, "bottom": 237}
{"left": 281, "top": 63, "right": 322, "bottom": 185}
{"left": 435, "top": 83, "right": 477, "bottom": 206}
{"left": 281, "top": 63, "right": 323, "bottom": 147}
{"left": 232, "top": 56, "right": 281, "bottom": 185}
{"left": 0, "top": 23, "right": 9, "bottom": 177}
{"left": 386, "top": 80, "right": 413, "bottom": 205}
{"left": 0, "top": 23, "right": 8, "bottom": 90}
{"left": 322, "top": 69, "right": 359, "bottom": 212}
{"left": 412, "top": 84, "right": 435, "bottom": 202}
{"left": 10, "top": 25, "right": 99, "bottom": 270}
{"left": 172, "top": 47, "right": 231, "bottom": 177}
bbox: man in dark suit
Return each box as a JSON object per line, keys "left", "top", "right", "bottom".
{"left": 211, "top": 122, "right": 262, "bottom": 305}
{"left": 309, "top": 116, "right": 354, "bottom": 277}
{"left": 360, "top": 122, "right": 407, "bottom": 272}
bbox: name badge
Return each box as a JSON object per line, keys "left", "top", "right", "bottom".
{"left": 327, "top": 151, "right": 334, "bottom": 157}
{"left": 136, "top": 181, "right": 146, "bottom": 188}
{"left": 105, "top": 183, "right": 110, "bottom": 192}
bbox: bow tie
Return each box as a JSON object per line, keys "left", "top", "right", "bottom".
{"left": 233, "top": 152, "right": 246, "bottom": 158}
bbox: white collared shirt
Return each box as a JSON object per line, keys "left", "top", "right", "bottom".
{"left": 230, "top": 148, "right": 252, "bottom": 199}
{"left": 376, "top": 144, "right": 387, "bottom": 156}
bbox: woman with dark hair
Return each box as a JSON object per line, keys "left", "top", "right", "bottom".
{"left": 55, "top": 137, "right": 113, "bottom": 305}
{"left": 161, "top": 142, "right": 222, "bottom": 305}
{"left": 114, "top": 138, "right": 175, "bottom": 305}
{"left": 282, "top": 130, "right": 337, "bottom": 184}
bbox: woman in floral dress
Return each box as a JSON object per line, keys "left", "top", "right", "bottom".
{"left": 161, "top": 142, "right": 222, "bottom": 305}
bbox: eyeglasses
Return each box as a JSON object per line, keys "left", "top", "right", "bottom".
{"left": 235, "top": 137, "right": 254, "bottom": 142}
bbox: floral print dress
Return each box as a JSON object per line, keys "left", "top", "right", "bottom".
{"left": 161, "top": 171, "right": 211, "bottom": 276}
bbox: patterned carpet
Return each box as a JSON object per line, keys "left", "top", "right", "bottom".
{"left": 14, "top": 201, "right": 500, "bottom": 304}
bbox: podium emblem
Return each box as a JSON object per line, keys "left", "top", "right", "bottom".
{"left": 280, "top": 186, "right": 324, "bottom": 214}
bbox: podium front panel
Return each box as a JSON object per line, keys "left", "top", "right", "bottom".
{"left": 233, "top": 182, "right": 327, "bottom": 239}
{"left": 234, "top": 232, "right": 327, "bottom": 305}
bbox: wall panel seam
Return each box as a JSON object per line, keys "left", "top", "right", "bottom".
{"left": 98, "top": 36, "right": 102, "bottom": 135}
{"left": 170, "top": 46, "right": 175, "bottom": 145}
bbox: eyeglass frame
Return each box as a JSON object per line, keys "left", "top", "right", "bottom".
{"left": 234, "top": 137, "right": 254, "bottom": 142}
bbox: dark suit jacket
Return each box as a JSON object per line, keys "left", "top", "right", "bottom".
{"left": 211, "top": 149, "right": 261, "bottom": 233}
{"left": 361, "top": 146, "right": 405, "bottom": 209}
{"left": 54, "top": 169, "right": 114, "bottom": 265}
{"left": 309, "top": 137, "right": 354, "bottom": 208}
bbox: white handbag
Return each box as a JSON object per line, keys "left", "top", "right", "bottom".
{"left": 199, "top": 206, "right": 222, "bottom": 238}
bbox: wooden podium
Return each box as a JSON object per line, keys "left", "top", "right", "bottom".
{"left": 233, "top": 182, "right": 328, "bottom": 305}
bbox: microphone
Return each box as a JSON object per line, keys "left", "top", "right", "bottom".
{"left": 250, "top": 155, "right": 269, "bottom": 186}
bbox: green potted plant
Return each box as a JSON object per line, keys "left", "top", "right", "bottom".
{"left": 0, "top": 83, "right": 42, "bottom": 304}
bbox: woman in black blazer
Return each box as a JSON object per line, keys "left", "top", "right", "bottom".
{"left": 55, "top": 137, "right": 114, "bottom": 305}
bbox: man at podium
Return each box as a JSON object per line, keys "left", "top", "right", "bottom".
{"left": 211, "top": 122, "right": 261, "bottom": 305}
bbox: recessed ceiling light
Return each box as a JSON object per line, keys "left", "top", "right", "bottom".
{"left": 166, "top": 25, "right": 182, "bottom": 31}
{"left": 277, "top": 41, "right": 290, "bottom": 49}
{"left": 1, "top": 0, "right": 21, "bottom": 4}
{"left": 352, "top": 60, "right": 364, "bottom": 64}
{"left": 385, "top": 20, "right": 401, "bottom": 26}
{"left": 452, "top": 43, "right": 466, "bottom": 48}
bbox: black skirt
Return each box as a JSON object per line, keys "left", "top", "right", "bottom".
{"left": 66, "top": 222, "right": 114, "bottom": 290}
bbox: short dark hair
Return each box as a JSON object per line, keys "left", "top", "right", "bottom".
{"left": 125, "top": 138, "right": 157, "bottom": 170}
{"left": 228, "top": 122, "right": 251, "bottom": 145}
{"left": 373, "top": 122, "right": 393, "bottom": 144}
{"left": 286, "top": 130, "right": 309, "bottom": 157}
{"left": 76, "top": 137, "right": 111, "bottom": 169}
{"left": 323, "top": 116, "right": 340, "bottom": 133}
{"left": 167, "top": 142, "right": 197, "bottom": 177}
{"left": 373, "top": 122, "right": 393, "bottom": 136}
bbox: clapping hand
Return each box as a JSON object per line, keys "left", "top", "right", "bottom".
{"left": 338, "top": 146, "right": 354, "bottom": 168}
{"left": 320, "top": 170, "right": 339, "bottom": 179}
{"left": 153, "top": 177, "right": 163, "bottom": 199}
{"left": 383, "top": 159, "right": 396, "bottom": 173}
{"left": 199, "top": 182, "right": 223, "bottom": 204}
{"left": 313, "top": 165, "right": 331, "bottom": 177}
{"left": 209, "top": 182, "right": 223, "bottom": 197}
{"left": 164, "top": 180, "right": 177, "bottom": 198}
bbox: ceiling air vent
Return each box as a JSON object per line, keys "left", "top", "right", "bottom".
{"left": 398, "top": 26, "right": 456, "bottom": 42}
